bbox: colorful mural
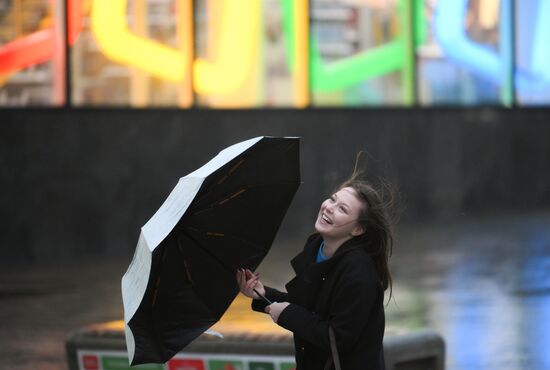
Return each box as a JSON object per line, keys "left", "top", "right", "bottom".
{"left": 0, "top": 0, "right": 548, "bottom": 107}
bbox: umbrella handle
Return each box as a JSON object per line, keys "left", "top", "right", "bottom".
{"left": 254, "top": 288, "right": 272, "bottom": 304}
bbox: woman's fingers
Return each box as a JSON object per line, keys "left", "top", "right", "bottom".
{"left": 237, "top": 269, "right": 250, "bottom": 294}
{"left": 237, "top": 268, "right": 264, "bottom": 299}
{"left": 245, "top": 268, "right": 260, "bottom": 279}
{"left": 246, "top": 276, "right": 258, "bottom": 292}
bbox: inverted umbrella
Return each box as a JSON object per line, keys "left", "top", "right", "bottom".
{"left": 121, "top": 136, "right": 300, "bottom": 365}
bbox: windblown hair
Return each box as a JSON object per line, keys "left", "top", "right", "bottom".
{"left": 337, "top": 152, "right": 398, "bottom": 302}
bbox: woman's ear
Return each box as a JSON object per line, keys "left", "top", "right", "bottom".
{"left": 351, "top": 224, "right": 366, "bottom": 237}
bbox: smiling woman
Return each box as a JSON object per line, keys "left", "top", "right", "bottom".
{"left": 237, "top": 156, "right": 397, "bottom": 370}
{"left": 314, "top": 187, "right": 370, "bottom": 258}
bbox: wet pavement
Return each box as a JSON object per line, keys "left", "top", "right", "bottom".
{"left": 0, "top": 257, "right": 125, "bottom": 370}
{"left": 388, "top": 212, "right": 550, "bottom": 370}
{"left": 1, "top": 211, "right": 549, "bottom": 370}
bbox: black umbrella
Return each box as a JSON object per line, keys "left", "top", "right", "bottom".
{"left": 121, "top": 136, "right": 300, "bottom": 365}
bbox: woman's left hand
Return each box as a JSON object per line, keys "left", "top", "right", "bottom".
{"left": 265, "top": 302, "right": 290, "bottom": 323}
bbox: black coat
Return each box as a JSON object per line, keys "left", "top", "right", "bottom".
{"left": 252, "top": 234, "right": 386, "bottom": 370}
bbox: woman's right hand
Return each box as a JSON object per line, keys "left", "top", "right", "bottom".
{"left": 236, "top": 268, "right": 265, "bottom": 299}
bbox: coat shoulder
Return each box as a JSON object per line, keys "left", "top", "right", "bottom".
{"left": 304, "top": 233, "right": 321, "bottom": 250}
{"left": 337, "top": 248, "right": 380, "bottom": 284}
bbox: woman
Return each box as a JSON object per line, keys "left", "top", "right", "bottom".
{"left": 237, "top": 171, "right": 395, "bottom": 370}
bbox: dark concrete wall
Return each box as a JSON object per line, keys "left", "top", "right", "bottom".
{"left": 1, "top": 107, "right": 550, "bottom": 263}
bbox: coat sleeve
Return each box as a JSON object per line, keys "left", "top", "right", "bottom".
{"left": 251, "top": 286, "right": 290, "bottom": 313}
{"left": 276, "top": 274, "right": 379, "bottom": 353}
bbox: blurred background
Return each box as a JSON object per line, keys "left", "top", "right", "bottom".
{"left": 1, "top": 1, "right": 550, "bottom": 370}
{"left": 1, "top": 0, "right": 549, "bottom": 107}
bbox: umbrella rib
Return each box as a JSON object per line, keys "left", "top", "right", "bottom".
{"left": 184, "top": 226, "right": 269, "bottom": 256}
{"left": 193, "top": 158, "right": 246, "bottom": 203}
{"left": 179, "top": 228, "right": 272, "bottom": 305}
{"left": 179, "top": 229, "right": 236, "bottom": 276}
{"left": 148, "top": 245, "right": 170, "bottom": 362}
{"left": 190, "top": 181, "right": 300, "bottom": 216}
{"left": 151, "top": 243, "right": 169, "bottom": 308}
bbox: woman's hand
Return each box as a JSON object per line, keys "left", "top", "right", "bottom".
{"left": 265, "top": 302, "right": 290, "bottom": 323}
{"left": 236, "top": 268, "right": 265, "bottom": 299}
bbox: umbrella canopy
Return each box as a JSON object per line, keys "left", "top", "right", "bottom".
{"left": 121, "top": 136, "right": 300, "bottom": 365}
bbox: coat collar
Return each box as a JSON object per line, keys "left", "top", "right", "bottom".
{"left": 290, "top": 233, "right": 365, "bottom": 275}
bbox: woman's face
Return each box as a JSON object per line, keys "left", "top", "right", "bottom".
{"left": 314, "top": 186, "right": 366, "bottom": 240}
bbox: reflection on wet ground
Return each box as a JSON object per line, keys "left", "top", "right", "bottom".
{"left": 385, "top": 212, "right": 550, "bottom": 370}
{"left": 0, "top": 212, "right": 549, "bottom": 370}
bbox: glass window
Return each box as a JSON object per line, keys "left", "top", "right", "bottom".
{"left": 70, "top": 0, "right": 193, "bottom": 107}
{"left": 263, "top": 0, "right": 296, "bottom": 107}
{"left": 194, "top": 0, "right": 262, "bottom": 108}
{"left": 194, "top": 0, "right": 295, "bottom": 108}
{"left": 310, "top": 0, "right": 406, "bottom": 106}
{"left": 0, "top": 0, "right": 64, "bottom": 106}
{"left": 417, "top": 0, "right": 503, "bottom": 105}
{"left": 515, "top": 0, "right": 550, "bottom": 105}
{"left": 194, "top": 0, "right": 264, "bottom": 107}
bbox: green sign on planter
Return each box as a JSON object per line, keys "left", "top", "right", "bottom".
{"left": 101, "top": 356, "right": 163, "bottom": 370}
{"left": 249, "top": 362, "right": 275, "bottom": 370}
{"left": 279, "top": 363, "right": 296, "bottom": 370}
{"left": 208, "top": 359, "right": 245, "bottom": 370}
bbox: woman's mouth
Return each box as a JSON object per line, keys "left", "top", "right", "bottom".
{"left": 321, "top": 213, "right": 333, "bottom": 225}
